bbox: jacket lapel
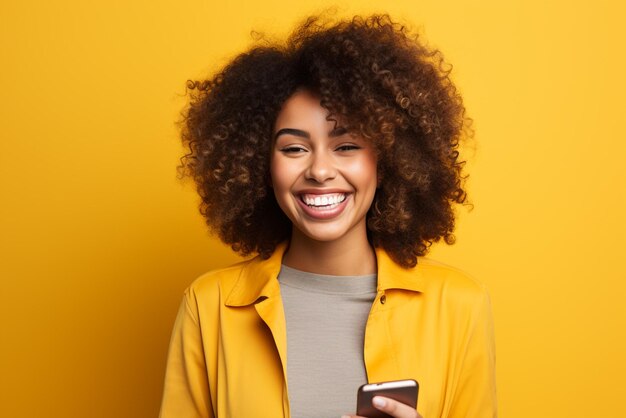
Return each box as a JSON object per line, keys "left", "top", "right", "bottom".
{"left": 224, "top": 243, "right": 291, "bottom": 416}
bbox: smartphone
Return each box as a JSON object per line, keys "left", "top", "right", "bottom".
{"left": 356, "top": 379, "right": 419, "bottom": 418}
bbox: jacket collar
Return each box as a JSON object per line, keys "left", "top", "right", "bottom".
{"left": 225, "top": 242, "right": 424, "bottom": 307}
{"left": 374, "top": 246, "right": 425, "bottom": 293}
{"left": 225, "top": 242, "right": 287, "bottom": 307}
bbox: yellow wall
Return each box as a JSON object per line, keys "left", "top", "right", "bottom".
{"left": 1, "top": 1, "right": 624, "bottom": 417}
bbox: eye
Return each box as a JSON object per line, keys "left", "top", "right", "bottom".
{"left": 279, "top": 145, "right": 307, "bottom": 154}
{"left": 336, "top": 144, "right": 361, "bottom": 152}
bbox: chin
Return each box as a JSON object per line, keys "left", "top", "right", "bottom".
{"left": 305, "top": 233, "right": 346, "bottom": 243}
{"left": 296, "top": 222, "right": 358, "bottom": 244}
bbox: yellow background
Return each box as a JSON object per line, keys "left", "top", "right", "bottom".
{"left": 1, "top": 1, "right": 624, "bottom": 417}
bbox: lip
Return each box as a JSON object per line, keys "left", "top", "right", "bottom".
{"left": 296, "top": 188, "right": 351, "bottom": 195}
{"left": 296, "top": 192, "right": 351, "bottom": 220}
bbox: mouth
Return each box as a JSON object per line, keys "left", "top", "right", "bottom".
{"left": 295, "top": 192, "right": 351, "bottom": 220}
{"left": 299, "top": 193, "right": 347, "bottom": 209}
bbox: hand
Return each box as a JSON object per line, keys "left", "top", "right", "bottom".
{"left": 341, "top": 396, "right": 423, "bottom": 418}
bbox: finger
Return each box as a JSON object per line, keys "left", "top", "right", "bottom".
{"left": 372, "top": 396, "right": 422, "bottom": 418}
{"left": 340, "top": 415, "right": 367, "bottom": 418}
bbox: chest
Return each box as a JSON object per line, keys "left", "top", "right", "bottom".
{"left": 205, "top": 291, "right": 460, "bottom": 418}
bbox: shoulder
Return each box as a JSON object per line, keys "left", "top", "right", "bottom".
{"left": 417, "top": 257, "right": 485, "bottom": 291}
{"left": 376, "top": 247, "right": 488, "bottom": 303}
{"left": 184, "top": 257, "right": 252, "bottom": 302}
{"left": 184, "top": 249, "right": 283, "bottom": 307}
{"left": 176, "top": 258, "right": 259, "bottom": 328}
{"left": 415, "top": 257, "right": 490, "bottom": 311}
{"left": 185, "top": 242, "right": 287, "bottom": 311}
{"left": 177, "top": 258, "right": 251, "bottom": 315}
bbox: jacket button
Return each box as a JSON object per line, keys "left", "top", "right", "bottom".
{"left": 380, "top": 294, "right": 386, "bottom": 304}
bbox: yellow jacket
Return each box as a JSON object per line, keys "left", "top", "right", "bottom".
{"left": 159, "top": 243, "right": 497, "bottom": 417}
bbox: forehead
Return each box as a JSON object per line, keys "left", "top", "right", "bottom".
{"left": 273, "top": 89, "right": 339, "bottom": 131}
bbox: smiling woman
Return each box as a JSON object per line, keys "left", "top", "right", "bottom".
{"left": 160, "top": 13, "right": 496, "bottom": 418}
{"left": 270, "top": 88, "right": 379, "bottom": 274}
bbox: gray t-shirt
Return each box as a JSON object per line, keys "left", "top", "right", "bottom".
{"left": 277, "top": 264, "right": 378, "bottom": 418}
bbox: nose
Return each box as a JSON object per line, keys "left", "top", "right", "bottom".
{"left": 305, "top": 150, "right": 336, "bottom": 183}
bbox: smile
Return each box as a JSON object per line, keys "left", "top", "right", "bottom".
{"left": 296, "top": 192, "right": 351, "bottom": 220}
{"left": 300, "top": 193, "right": 347, "bottom": 208}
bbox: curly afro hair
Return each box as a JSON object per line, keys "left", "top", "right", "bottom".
{"left": 179, "top": 13, "right": 472, "bottom": 268}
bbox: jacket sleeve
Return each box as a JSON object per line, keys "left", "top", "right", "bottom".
{"left": 448, "top": 285, "right": 498, "bottom": 418}
{"left": 159, "top": 288, "right": 214, "bottom": 418}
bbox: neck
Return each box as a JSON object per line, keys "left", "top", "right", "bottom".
{"left": 282, "top": 229, "right": 377, "bottom": 276}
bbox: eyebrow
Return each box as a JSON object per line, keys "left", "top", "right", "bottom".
{"left": 273, "top": 126, "right": 348, "bottom": 141}
{"left": 274, "top": 128, "right": 308, "bottom": 141}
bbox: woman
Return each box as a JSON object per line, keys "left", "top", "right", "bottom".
{"left": 160, "top": 14, "right": 496, "bottom": 418}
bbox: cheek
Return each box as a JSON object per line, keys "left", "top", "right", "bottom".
{"left": 352, "top": 155, "right": 378, "bottom": 190}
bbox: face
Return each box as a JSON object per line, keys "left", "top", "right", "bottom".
{"left": 270, "top": 88, "right": 378, "bottom": 245}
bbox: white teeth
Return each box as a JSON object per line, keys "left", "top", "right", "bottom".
{"left": 301, "top": 193, "right": 346, "bottom": 207}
